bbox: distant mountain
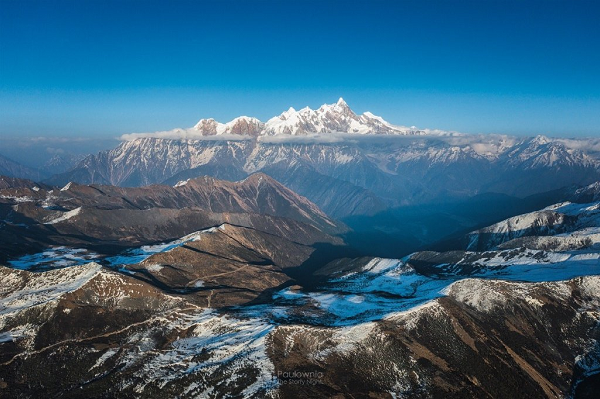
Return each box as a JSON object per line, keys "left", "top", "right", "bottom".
{"left": 121, "top": 98, "right": 441, "bottom": 140}
{"left": 193, "top": 98, "right": 435, "bottom": 137}
{"left": 48, "top": 133, "right": 600, "bottom": 219}
{"left": 43, "top": 99, "right": 600, "bottom": 219}
{"left": 0, "top": 153, "right": 44, "bottom": 181}
{"left": 43, "top": 153, "right": 87, "bottom": 175}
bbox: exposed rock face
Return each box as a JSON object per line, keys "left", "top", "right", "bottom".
{"left": 43, "top": 173, "right": 339, "bottom": 233}
{"left": 195, "top": 116, "right": 265, "bottom": 136}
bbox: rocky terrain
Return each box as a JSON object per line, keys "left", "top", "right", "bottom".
{"left": 0, "top": 177, "right": 599, "bottom": 397}
{"left": 0, "top": 173, "right": 343, "bottom": 264}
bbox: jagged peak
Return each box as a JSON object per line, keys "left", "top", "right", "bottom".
{"left": 239, "top": 172, "right": 278, "bottom": 186}
{"left": 127, "top": 98, "right": 446, "bottom": 140}
{"left": 228, "top": 115, "right": 262, "bottom": 123}
{"left": 530, "top": 135, "right": 551, "bottom": 145}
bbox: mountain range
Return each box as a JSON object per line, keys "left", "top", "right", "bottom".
{"left": 40, "top": 101, "right": 599, "bottom": 224}
{"left": 2, "top": 178, "right": 600, "bottom": 397}
{"left": 121, "top": 97, "right": 442, "bottom": 140}
{"left": 0, "top": 154, "right": 44, "bottom": 182}
{"left": 2, "top": 99, "right": 600, "bottom": 398}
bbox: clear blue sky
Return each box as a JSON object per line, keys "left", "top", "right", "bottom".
{"left": 1, "top": 0, "right": 599, "bottom": 139}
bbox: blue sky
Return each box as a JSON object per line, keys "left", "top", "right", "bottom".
{"left": 1, "top": 0, "right": 599, "bottom": 140}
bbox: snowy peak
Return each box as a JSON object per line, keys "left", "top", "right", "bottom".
{"left": 192, "top": 99, "right": 434, "bottom": 137}
{"left": 504, "top": 135, "right": 594, "bottom": 169}
{"left": 194, "top": 116, "right": 264, "bottom": 137}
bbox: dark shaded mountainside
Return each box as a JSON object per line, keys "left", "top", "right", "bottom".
{"left": 0, "top": 154, "right": 44, "bottom": 182}
{"left": 0, "top": 173, "right": 343, "bottom": 264}
{"left": 0, "top": 151, "right": 88, "bottom": 181}
{"left": 1, "top": 181, "right": 600, "bottom": 398}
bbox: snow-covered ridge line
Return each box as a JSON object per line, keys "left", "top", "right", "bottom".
{"left": 173, "top": 179, "right": 189, "bottom": 188}
{"left": 467, "top": 200, "right": 600, "bottom": 251}
{"left": 103, "top": 224, "right": 227, "bottom": 268}
{"left": 120, "top": 98, "right": 458, "bottom": 141}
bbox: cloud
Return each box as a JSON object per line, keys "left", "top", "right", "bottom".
{"left": 118, "top": 125, "right": 600, "bottom": 159}
{"left": 120, "top": 126, "right": 469, "bottom": 146}
{"left": 257, "top": 133, "right": 352, "bottom": 144}
{"left": 46, "top": 147, "right": 66, "bottom": 154}
{"left": 556, "top": 138, "right": 600, "bottom": 153}
{"left": 120, "top": 128, "right": 253, "bottom": 142}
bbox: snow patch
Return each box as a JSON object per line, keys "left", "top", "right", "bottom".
{"left": 45, "top": 207, "right": 82, "bottom": 225}
{"left": 8, "top": 246, "right": 99, "bottom": 271}
{"left": 173, "top": 179, "right": 189, "bottom": 188}
{"left": 145, "top": 264, "right": 163, "bottom": 273}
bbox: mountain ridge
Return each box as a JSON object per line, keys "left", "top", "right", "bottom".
{"left": 46, "top": 134, "right": 600, "bottom": 219}
{"left": 122, "top": 98, "right": 450, "bottom": 141}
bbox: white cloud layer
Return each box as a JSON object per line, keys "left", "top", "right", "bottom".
{"left": 120, "top": 128, "right": 254, "bottom": 142}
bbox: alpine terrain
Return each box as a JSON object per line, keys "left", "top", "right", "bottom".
{"left": 1, "top": 101, "right": 599, "bottom": 398}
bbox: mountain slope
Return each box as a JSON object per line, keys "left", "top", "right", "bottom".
{"left": 1, "top": 263, "right": 599, "bottom": 397}
{"left": 0, "top": 173, "right": 343, "bottom": 263}
{"left": 0, "top": 154, "right": 44, "bottom": 181}
{"left": 2, "top": 178, "right": 600, "bottom": 397}
{"left": 467, "top": 183, "right": 600, "bottom": 251}
{"left": 0, "top": 176, "right": 49, "bottom": 190}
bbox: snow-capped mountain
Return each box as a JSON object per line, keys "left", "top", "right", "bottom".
{"left": 177, "top": 98, "right": 437, "bottom": 138}
{"left": 502, "top": 135, "right": 596, "bottom": 169}
{"left": 259, "top": 97, "right": 425, "bottom": 136}
{"left": 194, "top": 115, "right": 265, "bottom": 136}
{"left": 466, "top": 182, "right": 600, "bottom": 252}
